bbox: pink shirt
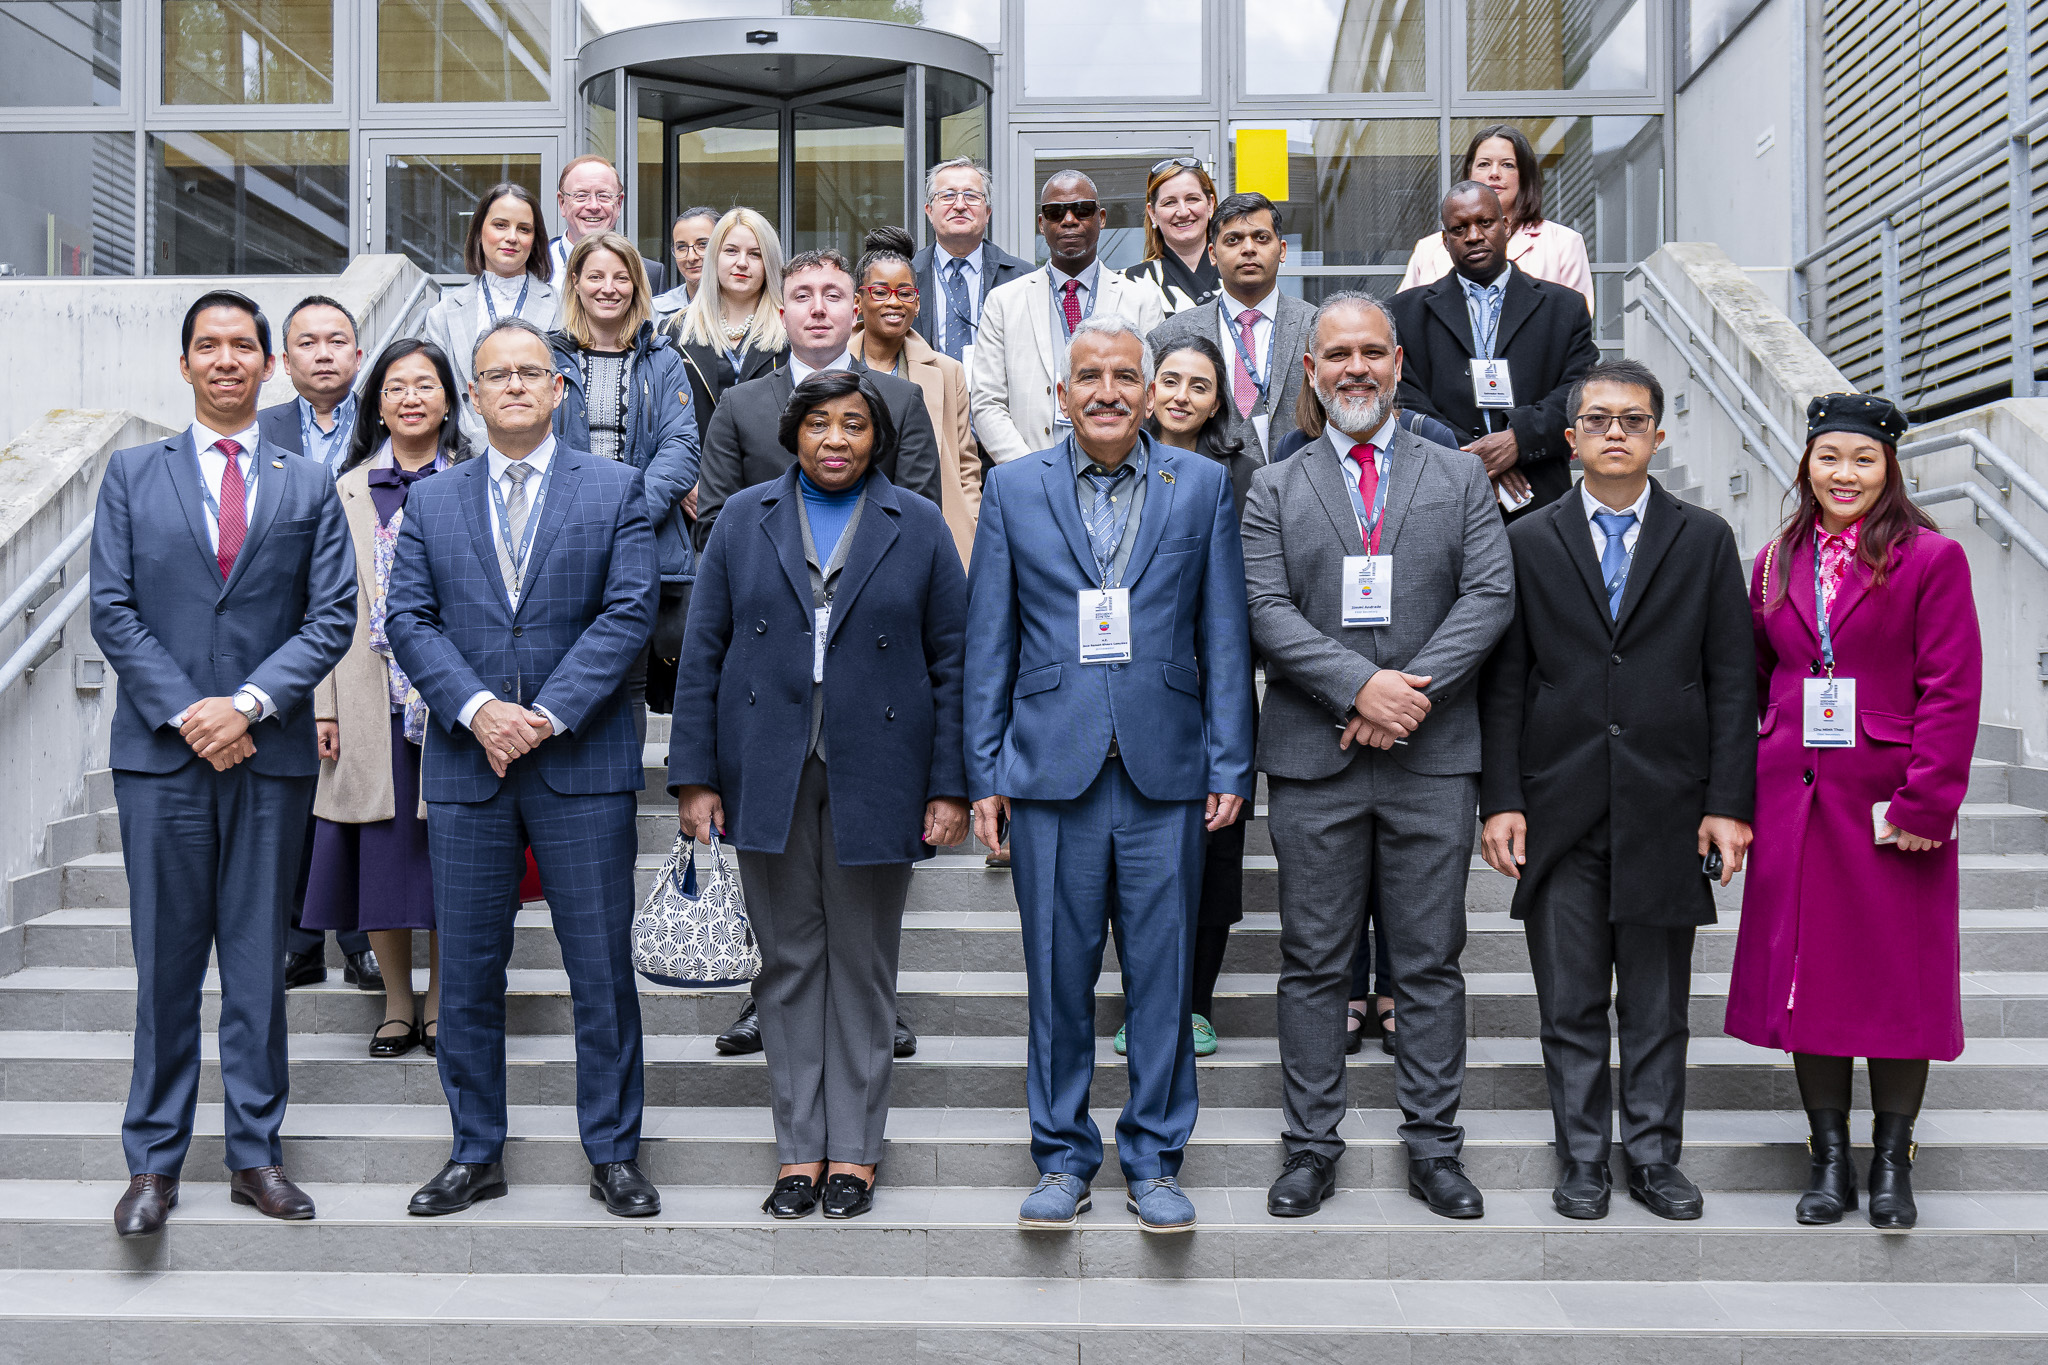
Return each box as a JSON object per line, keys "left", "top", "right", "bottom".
{"left": 1400, "top": 219, "right": 1595, "bottom": 313}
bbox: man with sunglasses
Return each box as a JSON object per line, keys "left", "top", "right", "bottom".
{"left": 912, "top": 157, "right": 1031, "bottom": 366}
{"left": 970, "top": 171, "right": 1165, "bottom": 468}
{"left": 1477, "top": 359, "right": 1755, "bottom": 1223}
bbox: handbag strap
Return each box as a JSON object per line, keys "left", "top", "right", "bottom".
{"left": 1761, "top": 540, "right": 1776, "bottom": 603}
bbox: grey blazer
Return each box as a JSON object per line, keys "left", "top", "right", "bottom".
{"left": 1149, "top": 292, "right": 1316, "bottom": 465}
{"left": 1241, "top": 424, "right": 1514, "bottom": 781}
{"left": 418, "top": 275, "right": 559, "bottom": 450}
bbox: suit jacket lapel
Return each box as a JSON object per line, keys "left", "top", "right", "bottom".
{"left": 1553, "top": 487, "right": 1614, "bottom": 626}
{"left": 1039, "top": 441, "right": 1102, "bottom": 583}
{"left": 514, "top": 454, "right": 581, "bottom": 620}
{"left": 824, "top": 477, "right": 901, "bottom": 640}
{"left": 1424, "top": 278, "right": 1478, "bottom": 358}
{"left": 1612, "top": 481, "right": 1682, "bottom": 634}
{"left": 1028, "top": 270, "right": 1057, "bottom": 386}
{"left": 1300, "top": 432, "right": 1368, "bottom": 554}
{"left": 220, "top": 441, "right": 286, "bottom": 596}
{"left": 759, "top": 472, "right": 814, "bottom": 615}
{"left": 165, "top": 434, "right": 224, "bottom": 586}
{"left": 459, "top": 460, "right": 515, "bottom": 622}
{"left": 1373, "top": 427, "right": 1428, "bottom": 560}
{"left": 1492, "top": 268, "right": 1540, "bottom": 357}
{"left": 1786, "top": 535, "right": 1823, "bottom": 649}
{"left": 978, "top": 243, "right": 1001, "bottom": 302}
{"left": 1265, "top": 300, "right": 1310, "bottom": 421}
{"left": 1117, "top": 438, "right": 1177, "bottom": 586}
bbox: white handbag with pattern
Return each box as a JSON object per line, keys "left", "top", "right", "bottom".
{"left": 631, "top": 831, "right": 761, "bottom": 988}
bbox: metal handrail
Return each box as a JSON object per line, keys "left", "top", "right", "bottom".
{"left": 1899, "top": 428, "right": 2048, "bottom": 517}
{"left": 0, "top": 576, "right": 90, "bottom": 696}
{"left": 1910, "top": 483, "right": 2048, "bottom": 573}
{"left": 350, "top": 272, "right": 442, "bottom": 399}
{"left": 0, "top": 513, "right": 93, "bottom": 637}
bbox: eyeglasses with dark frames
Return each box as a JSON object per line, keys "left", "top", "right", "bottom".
{"left": 1574, "top": 413, "right": 1656, "bottom": 436}
{"left": 1040, "top": 200, "right": 1100, "bottom": 222}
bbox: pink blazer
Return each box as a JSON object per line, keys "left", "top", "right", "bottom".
{"left": 1400, "top": 221, "right": 1595, "bottom": 313}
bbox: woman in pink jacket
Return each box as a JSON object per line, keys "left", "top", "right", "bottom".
{"left": 1725, "top": 393, "right": 1982, "bottom": 1231}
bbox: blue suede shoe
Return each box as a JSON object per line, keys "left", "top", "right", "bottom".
{"left": 1126, "top": 1176, "right": 1197, "bottom": 1233}
{"left": 1018, "top": 1172, "right": 1091, "bottom": 1229}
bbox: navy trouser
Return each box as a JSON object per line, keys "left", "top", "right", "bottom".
{"left": 117, "top": 764, "right": 314, "bottom": 1175}
{"left": 428, "top": 764, "right": 642, "bottom": 1165}
{"left": 1009, "top": 756, "right": 1205, "bottom": 1184}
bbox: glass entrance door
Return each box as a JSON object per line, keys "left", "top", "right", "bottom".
{"left": 368, "top": 136, "right": 555, "bottom": 278}
{"left": 792, "top": 77, "right": 906, "bottom": 259}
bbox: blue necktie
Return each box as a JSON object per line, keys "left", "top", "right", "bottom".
{"left": 1593, "top": 510, "right": 1636, "bottom": 619}
{"left": 941, "top": 257, "right": 973, "bottom": 363}
{"left": 1082, "top": 464, "right": 1135, "bottom": 585}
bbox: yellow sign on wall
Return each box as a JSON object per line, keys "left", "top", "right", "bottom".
{"left": 1234, "top": 128, "right": 1290, "bottom": 201}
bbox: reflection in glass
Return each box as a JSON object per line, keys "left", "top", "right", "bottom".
{"left": 1027, "top": 154, "right": 1171, "bottom": 271}
{"left": 676, "top": 113, "right": 780, "bottom": 233}
{"left": 583, "top": 75, "right": 617, "bottom": 164}
{"left": 1, "top": 2, "right": 120, "bottom": 106}
{"left": 163, "top": 0, "right": 334, "bottom": 104}
{"left": 378, "top": 0, "right": 549, "bottom": 103}
{"left": 147, "top": 129, "right": 348, "bottom": 273}
{"left": 1025, "top": 0, "right": 1203, "bottom": 99}
{"left": 1680, "top": 0, "right": 1767, "bottom": 79}
{"left": 793, "top": 0, "right": 1001, "bottom": 46}
{"left": 1466, "top": 0, "right": 1646, "bottom": 91}
{"left": 1228, "top": 120, "right": 1437, "bottom": 280}
{"left": 635, "top": 115, "right": 665, "bottom": 262}
{"left": 925, "top": 70, "right": 989, "bottom": 182}
{"left": 795, "top": 83, "right": 904, "bottom": 259}
{"left": 577, "top": 0, "right": 776, "bottom": 39}
{"left": 384, "top": 151, "right": 544, "bottom": 276}
{"left": 0, "top": 132, "right": 134, "bottom": 275}
{"left": 1244, "top": 0, "right": 1427, "bottom": 95}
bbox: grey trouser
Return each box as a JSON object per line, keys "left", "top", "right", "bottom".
{"left": 736, "top": 756, "right": 914, "bottom": 1165}
{"left": 1268, "top": 752, "right": 1477, "bottom": 1160}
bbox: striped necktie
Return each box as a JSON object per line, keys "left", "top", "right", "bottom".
{"left": 214, "top": 438, "right": 247, "bottom": 579}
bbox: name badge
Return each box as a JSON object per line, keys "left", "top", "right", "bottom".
{"left": 1341, "top": 555, "right": 1393, "bottom": 627}
{"left": 1803, "top": 676, "right": 1856, "bottom": 748}
{"left": 1078, "top": 588, "right": 1133, "bottom": 663}
{"left": 813, "top": 605, "right": 831, "bottom": 683}
{"left": 1471, "top": 358, "right": 1515, "bottom": 410}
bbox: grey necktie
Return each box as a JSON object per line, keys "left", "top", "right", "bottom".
{"left": 499, "top": 460, "right": 534, "bottom": 601}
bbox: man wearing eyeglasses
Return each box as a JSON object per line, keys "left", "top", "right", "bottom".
{"left": 970, "top": 171, "right": 1165, "bottom": 468}
{"left": 912, "top": 157, "right": 1031, "bottom": 369}
{"left": 545, "top": 156, "right": 668, "bottom": 299}
{"left": 1477, "top": 358, "right": 1754, "bottom": 1223}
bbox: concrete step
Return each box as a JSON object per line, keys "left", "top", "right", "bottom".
{"left": 7, "top": 1030, "right": 2048, "bottom": 1111}
{"left": 5, "top": 1101, "right": 2047, "bottom": 1191}
{"left": 10, "top": 1179, "right": 2048, "bottom": 1284}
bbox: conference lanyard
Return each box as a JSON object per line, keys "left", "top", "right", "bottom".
{"left": 1224, "top": 308, "right": 1271, "bottom": 408}
{"left": 488, "top": 457, "right": 552, "bottom": 593}
{"left": 1340, "top": 446, "right": 1393, "bottom": 555}
{"left": 194, "top": 444, "right": 256, "bottom": 539}
{"left": 1813, "top": 546, "right": 1837, "bottom": 676}
{"left": 300, "top": 398, "right": 352, "bottom": 475}
{"left": 1052, "top": 272, "right": 1098, "bottom": 342}
{"left": 480, "top": 274, "right": 531, "bottom": 325}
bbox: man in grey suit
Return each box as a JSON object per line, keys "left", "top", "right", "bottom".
{"left": 1241, "top": 292, "right": 1513, "bottom": 1221}
{"left": 1147, "top": 192, "right": 1314, "bottom": 494}
{"left": 912, "top": 156, "right": 1031, "bottom": 367}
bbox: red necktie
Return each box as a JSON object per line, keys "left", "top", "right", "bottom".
{"left": 1060, "top": 279, "right": 1083, "bottom": 333}
{"left": 215, "top": 438, "right": 247, "bottom": 579}
{"left": 1233, "top": 308, "right": 1264, "bottom": 417}
{"left": 1353, "top": 443, "right": 1381, "bottom": 552}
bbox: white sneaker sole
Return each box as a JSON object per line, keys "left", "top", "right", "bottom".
{"left": 1017, "top": 1193, "right": 1091, "bottom": 1229}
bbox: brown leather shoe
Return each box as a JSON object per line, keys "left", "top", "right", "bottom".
{"left": 229, "top": 1166, "right": 316, "bottom": 1220}
{"left": 114, "top": 1173, "right": 178, "bottom": 1237}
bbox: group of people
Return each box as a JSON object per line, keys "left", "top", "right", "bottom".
{"left": 90, "top": 129, "right": 1981, "bottom": 1245}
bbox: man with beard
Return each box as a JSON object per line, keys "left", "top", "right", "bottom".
{"left": 1240, "top": 292, "right": 1513, "bottom": 1221}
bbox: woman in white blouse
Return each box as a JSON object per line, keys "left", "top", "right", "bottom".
{"left": 419, "top": 183, "right": 559, "bottom": 450}
{"left": 1399, "top": 124, "right": 1595, "bottom": 313}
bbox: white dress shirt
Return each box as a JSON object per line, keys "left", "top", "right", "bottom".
{"left": 933, "top": 244, "right": 984, "bottom": 354}
{"left": 457, "top": 434, "right": 566, "bottom": 735}
{"left": 788, "top": 350, "right": 852, "bottom": 386}
{"left": 1331, "top": 414, "right": 1400, "bottom": 538}
{"left": 1218, "top": 287, "right": 1280, "bottom": 392}
{"left": 173, "top": 419, "right": 274, "bottom": 725}
{"left": 1582, "top": 480, "right": 1651, "bottom": 561}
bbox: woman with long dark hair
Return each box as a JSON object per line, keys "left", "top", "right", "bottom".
{"left": 1399, "top": 124, "right": 1594, "bottom": 312}
{"left": 1124, "top": 159, "right": 1221, "bottom": 314}
{"left": 420, "top": 183, "right": 558, "bottom": 450}
{"left": 305, "top": 339, "right": 471, "bottom": 1057}
{"left": 1725, "top": 393, "right": 1982, "bottom": 1230}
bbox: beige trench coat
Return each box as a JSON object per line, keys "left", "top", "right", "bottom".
{"left": 313, "top": 463, "right": 417, "bottom": 824}
{"left": 852, "top": 328, "right": 981, "bottom": 565}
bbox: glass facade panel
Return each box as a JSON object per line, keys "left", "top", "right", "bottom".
{"left": 925, "top": 69, "right": 988, "bottom": 174}
{"left": 1024, "top": 0, "right": 1203, "bottom": 99}
{"left": 583, "top": 74, "right": 617, "bottom": 161}
{"left": 1244, "top": 0, "right": 1427, "bottom": 95}
{"left": 675, "top": 113, "right": 780, "bottom": 231}
{"left": 636, "top": 114, "right": 665, "bottom": 262}
{"left": 146, "top": 128, "right": 347, "bottom": 273}
{"left": 377, "top": 0, "right": 549, "bottom": 104}
{"left": 794, "top": 83, "right": 904, "bottom": 258}
{"left": 1229, "top": 119, "right": 1439, "bottom": 281}
{"left": 163, "top": 0, "right": 334, "bottom": 105}
{"left": 1466, "top": 0, "right": 1647, "bottom": 91}
{"left": 0, "top": 131, "right": 134, "bottom": 276}
{"left": 1679, "top": 0, "right": 1766, "bottom": 80}
{"left": 793, "top": 0, "right": 1001, "bottom": 46}
{"left": 0, "top": 2, "right": 121, "bottom": 106}
{"left": 578, "top": 0, "right": 776, "bottom": 40}
{"left": 384, "top": 150, "right": 544, "bottom": 276}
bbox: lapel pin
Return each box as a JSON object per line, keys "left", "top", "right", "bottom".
{"left": 1159, "top": 470, "right": 1174, "bottom": 484}
{"left": 271, "top": 460, "right": 284, "bottom": 468}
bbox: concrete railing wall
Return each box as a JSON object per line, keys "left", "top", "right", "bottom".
{"left": 1629, "top": 243, "right": 2048, "bottom": 761}
{"left": 0, "top": 409, "right": 169, "bottom": 972}
{"left": 0, "top": 255, "right": 429, "bottom": 442}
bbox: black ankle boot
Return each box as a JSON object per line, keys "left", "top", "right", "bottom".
{"left": 1867, "top": 1112, "right": 1918, "bottom": 1230}
{"left": 1796, "top": 1109, "right": 1856, "bottom": 1225}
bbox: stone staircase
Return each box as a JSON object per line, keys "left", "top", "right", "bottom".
{"left": 7, "top": 716, "right": 2048, "bottom": 1357}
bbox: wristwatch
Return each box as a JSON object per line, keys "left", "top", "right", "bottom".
{"left": 231, "top": 688, "right": 262, "bottom": 723}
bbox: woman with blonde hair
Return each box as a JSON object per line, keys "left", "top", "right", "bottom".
{"left": 665, "top": 207, "right": 790, "bottom": 420}
{"left": 1123, "top": 158, "right": 1221, "bottom": 315}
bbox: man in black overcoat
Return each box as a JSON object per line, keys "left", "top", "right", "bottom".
{"left": 1477, "top": 358, "right": 1756, "bottom": 1222}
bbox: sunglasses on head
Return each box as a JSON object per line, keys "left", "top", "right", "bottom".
{"left": 1151, "top": 156, "right": 1201, "bottom": 176}
{"left": 1040, "top": 200, "right": 1100, "bottom": 222}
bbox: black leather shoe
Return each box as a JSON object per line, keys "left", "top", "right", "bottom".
{"left": 1552, "top": 1160, "right": 1612, "bottom": 1220}
{"left": 763, "top": 1174, "right": 820, "bottom": 1219}
{"left": 230, "top": 1165, "right": 316, "bottom": 1220}
{"left": 1627, "top": 1162, "right": 1704, "bottom": 1221}
{"left": 1797, "top": 1109, "right": 1857, "bottom": 1225}
{"left": 407, "top": 1160, "right": 507, "bottom": 1216}
{"left": 894, "top": 1014, "right": 918, "bottom": 1059}
{"left": 343, "top": 949, "right": 384, "bottom": 991}
{"left": 369, "top": 1019, "right": 419, "bottom": 1058}
{"left": 1407, "top": 1156, "right": 1484, "bottom": 1219}
{"left": 114, "top": 1173, "right": 178, "bottom": 1237}
{"left": 821, "top": 1172, "right": 875, "bottom": 1219}
{"left": 1867, "top": 1113, "right": 1918, "bottom": 1230}
{"left": 591, "top": 1160, "right": 661, "bottom": 1217}
{"left": 1267, "top": 1150, "right": 1338, "bottom": 1217}
{"left": 715, "top": 998, "right": 762, "bottom": 1055}
{"left": 283, "top": 950, "right": 326, "bottom": 989}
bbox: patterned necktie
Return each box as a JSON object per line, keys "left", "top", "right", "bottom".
{"left": 1593, "top": 510, "right": 1636, "bottom": 619}
{"left": 214, "top": 438, "right": 247, "bottom": 579}
{"left": 1352, "top": 443, "right": 1380, "bottom": 552}
{"left": 499, "top": 461, "right": 534, "bottom": 601}
{"left": 941, "top": 257, "right": 973, "bottom": 362}
{"left": 1232, "top": 308, "right": 1264, "bottom": 417}
{"left": 1081, "top": 463, "right": 1134, "bottom": 584}
{"left": 1060, "top": 279, "right": 1083, "bottom": 334}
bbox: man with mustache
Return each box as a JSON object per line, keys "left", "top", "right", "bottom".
{"left": 1241, "top": 293, "right": 1513, "bottom": 1221}
{"left": 965, "top": 316, "right": 1254, "bottom": 1234}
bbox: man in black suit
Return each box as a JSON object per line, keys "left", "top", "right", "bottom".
{"left": 1390, "top": 183, "right": 1598, "bottom": 517}
{"left": 912, "top": 156, "right": 1031, "bottom": 365}
{"left": 694, "top": 248, "right": 944, "bottom": 547}
{"left": 1477, "top": 359, "right": 1756, "bottom": 1224}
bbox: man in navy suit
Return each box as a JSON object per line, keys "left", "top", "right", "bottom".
{"left": 385, "top": 316, "right": 660, "bottom": 1219}
{"left": 89, "top": 289, "right": 358, "bottom": 1237}
{"left": 965, "top": 316, "right": 1256, "bottom": 1234}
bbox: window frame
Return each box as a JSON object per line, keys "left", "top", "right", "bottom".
{"left": 147, "top": 0, "right": 349, "bottom": 119}
{"left": 359, "top": 0, "right": 568, "bottom": 121}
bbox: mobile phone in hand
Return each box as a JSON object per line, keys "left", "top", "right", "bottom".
{"left": 1702, "top": 847, "right": 1724, "bottom": 879}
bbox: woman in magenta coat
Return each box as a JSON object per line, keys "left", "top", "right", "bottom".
{"left": 1725, "top": 393, "right": 1982, "bottom": 1232}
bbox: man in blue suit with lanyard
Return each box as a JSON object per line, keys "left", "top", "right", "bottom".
{"left": 90, "top": 289, "right": 358, "bottom": 1237}
{"left": 965, "top": 315, "right": 1256, "bottom": 1235}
